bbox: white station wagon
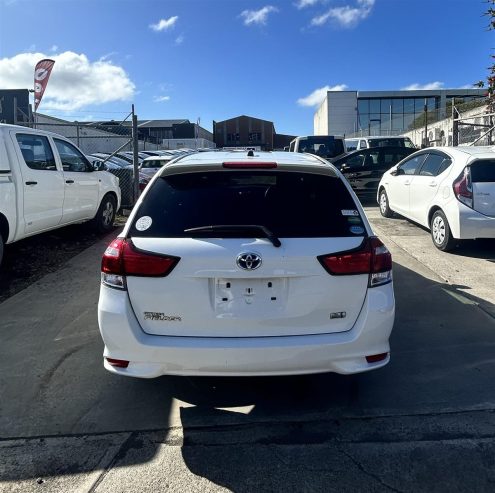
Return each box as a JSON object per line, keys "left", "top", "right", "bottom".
{"left": 98, "top": 151, "right": 395, "bottom": 378}
{"left": 377, "top": 147, "right": 495, "bottom": 251}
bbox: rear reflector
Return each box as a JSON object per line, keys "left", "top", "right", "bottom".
{"left": 106, "top": 357, "right": 129, "bottom": 368}
{"left": 318, "top": 237, "right": 392, "bottom": 287}
{"left": 366, "top": 353, "right": 388, "bottom": 363}
{"left": 223, "top": 161, "right": 277, "bottom": 169}
{"left": 101, "top": 238, "right": 179, "bottom": 289}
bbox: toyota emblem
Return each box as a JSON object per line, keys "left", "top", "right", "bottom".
{"left": 236, "top": 252, "right": 262, "bottom": 271}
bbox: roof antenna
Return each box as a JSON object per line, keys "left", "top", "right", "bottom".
{"left": 247, "top": 149, "right": 254, "bottom": 157}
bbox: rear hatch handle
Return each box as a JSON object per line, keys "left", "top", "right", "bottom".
{"left": 184, "top": 225, "right": 282, "bottom": 248}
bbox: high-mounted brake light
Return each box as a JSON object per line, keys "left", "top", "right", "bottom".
{"left": 222, "top": 161, "right": 277, "bottom": 169}
{"left": 318, "top": 237, "right": 392, "bottom": 287}
{"left": 453, "top": 167, "right": 473, "bottom": 208}
{"left": 101, "top": 238, "right": 180, "bottom": 289}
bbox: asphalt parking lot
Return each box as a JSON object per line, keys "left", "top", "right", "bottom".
{"left": 1, "top": 204, "right": 495, "bottom": 492}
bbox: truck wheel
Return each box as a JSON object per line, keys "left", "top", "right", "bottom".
{"left": 0, "top": 235, "right": 3, "bottom": 269}
{"left": 94, "top": 195, "right": 116, "bottom": 233}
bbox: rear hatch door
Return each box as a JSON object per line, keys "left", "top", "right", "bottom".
{"left": 126, "top": 169, "right": 370, "bottom": 337}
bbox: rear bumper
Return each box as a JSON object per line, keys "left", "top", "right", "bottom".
{"left": 456, "top": 203, "right": 495, "bottom": 239}
{"left": 98, "top": 283, "right": 395, "bottom": 378}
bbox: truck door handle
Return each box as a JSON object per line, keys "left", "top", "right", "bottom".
{"left": 65, "top": 180, "right": 74, "bottom": 184}
{"left": 25, "top": 181, "right": 38, "bottom": 185}
{"left": 429, "top": 182, "right": 438, "bottom": 187}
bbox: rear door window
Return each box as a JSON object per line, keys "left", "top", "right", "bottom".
{"left": 131, "top": 171, "right": 362, "bottom": 238}
{"left": 16, "top": 133, "right": 57, "bottom": 171}
{"left": 419, "top": 153, "right": 451, "bottom": 176}
{"left": 471, "top": 160, "right": 495, "bottom": 182}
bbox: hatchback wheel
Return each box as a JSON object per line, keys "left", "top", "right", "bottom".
{"left": 379, "top": 189, "right": 394, "bottom": 218}
{"left": 430, "top": 210, "right": 456, "bottom": 251}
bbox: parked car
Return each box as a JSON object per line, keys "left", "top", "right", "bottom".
{"left": 88, "top": 155, "right": 136, "bottom": 207}
{"left": 345, "top": 136, "right": 416, "bottom": 152}
{"left": 289, "top": 135, "right": 346, "bottom": 160}
{"left": 139, "top": 155, "right": 175, "bottom": 178}
{"left": 0, "top": 124, "right": 121, "bottom": 267}
{"left": 333, "top": 146, "right": 415, "bottom": 196}
{"left": 98, "top": 150, "right": 395, "bottom": 378}
{"left": 377, "top": 147, "right": 495, "bottom": 251}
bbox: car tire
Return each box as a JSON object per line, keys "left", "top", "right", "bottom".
{"left": 0, "top": 234, "right": 3, "bottom": 269}
{"left": 430, "top": 210, "right": 456, "bottom": 251}
{"left": 93, "top": 194, "right": 116, "bottom": 233}
{"left": 379, "top": 189, "right": 394, "bottom": 218}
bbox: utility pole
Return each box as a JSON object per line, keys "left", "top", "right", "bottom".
{"left": 423, "top": 98, "right": 428, "bottom": 148}
{"left": 452, "top": 98, "right": 459, "bottom": 147}
{"left": 131, "top": 104, "right": 139, "bottom": 204}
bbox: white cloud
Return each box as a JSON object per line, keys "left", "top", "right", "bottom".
{"left": 240, "top": 6, "right": 279, "bottom": 26}
{"left": 295, "top": 0, "right": 320, "bottom": 8}
{"left": 297, "top": 84, "right": 348, "bottom": 107}
{"left": 50, "top": 45, "right": 58, "bottom": 53}
{"left": 311, "top": 0, "right": 375, "bottom": 28}
{"left": 175, "top": 35, "right": 185, "bottom": 45}
{"left": 401, "top": 81, "right": 444, "bottom": 90}
{"left": 154, "top": 95, "right": 170, "bottom": 102}
{"left": 150, "top": 16, "right": 179, "bottom": 32}
{"left": 0, "top": 51, "right": 135, "bottom": 111}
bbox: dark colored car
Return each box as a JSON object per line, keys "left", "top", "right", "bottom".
{"left": 333, "top": 146, "right": 415, "bottom": 195}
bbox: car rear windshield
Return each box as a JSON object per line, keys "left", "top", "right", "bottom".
{"left": 471, "top": 160, "right": 495, "bottom": 183}
{"left": 298, "top": 137, "right": 345, "bottom": 159}
{"left": 130, "top": 171, "right": 362, "bottom": 238}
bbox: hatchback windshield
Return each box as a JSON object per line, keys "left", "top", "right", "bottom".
{"left": 131, "top": 171, "right": 361, "bottom": 238}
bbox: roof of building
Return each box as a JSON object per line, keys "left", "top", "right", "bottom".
{"left": 138, "top": 119, "right": 190, "bottom": 128}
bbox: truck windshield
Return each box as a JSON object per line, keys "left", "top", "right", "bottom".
{"left": 297, "top": 137, "right": 345, "bottom": 159}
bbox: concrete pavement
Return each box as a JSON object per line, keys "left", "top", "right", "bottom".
{"left": 1, "top": 212, "right": 495, "bottom": 492}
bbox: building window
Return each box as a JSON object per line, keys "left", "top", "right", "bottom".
{"left": 227, "top": 133, "right": 240, "bottom": 142}
{"left": 248, "top": 132, "right": 261, "bottom": 142}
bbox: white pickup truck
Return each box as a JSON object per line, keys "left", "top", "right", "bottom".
{"left": 0, "top": 124, "right": 121, "bottom": 267}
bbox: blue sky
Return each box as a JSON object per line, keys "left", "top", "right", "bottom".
{"left": 0, "top": 0, "right": 491, "bottom": 135}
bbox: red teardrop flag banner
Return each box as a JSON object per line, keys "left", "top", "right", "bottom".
{"left": 34, "top": 59, "right": 55, "bottom": 111}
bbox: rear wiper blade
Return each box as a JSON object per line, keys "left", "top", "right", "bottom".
{"left": 184, "top": 224, "right": 281, "bottom": 248}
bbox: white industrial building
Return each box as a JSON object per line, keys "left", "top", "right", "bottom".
{"left": 314, "top": 88, "right": 486, "bottom": 137}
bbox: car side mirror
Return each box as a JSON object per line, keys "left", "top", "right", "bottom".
{"left": 391, "top": 167, "right": 404, "bottom": 176}
{"left": 92, "top": 161, "right": 105, "bottom": 171}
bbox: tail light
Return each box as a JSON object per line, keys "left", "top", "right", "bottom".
{"left": 101, "top": 238, "right": 179, "bottom": 289}
{"left": 318, "top": 237, "right": 392, "bottom": 287}
{"left": 453, "top": 167, "right": 473, "bottom": 208}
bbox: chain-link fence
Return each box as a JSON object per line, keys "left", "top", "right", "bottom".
{"left": 14, "top": 108, "right": 165, "bottom": 209}
{"left": 402, "top": 98, "right": 494, "bottom": 148}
